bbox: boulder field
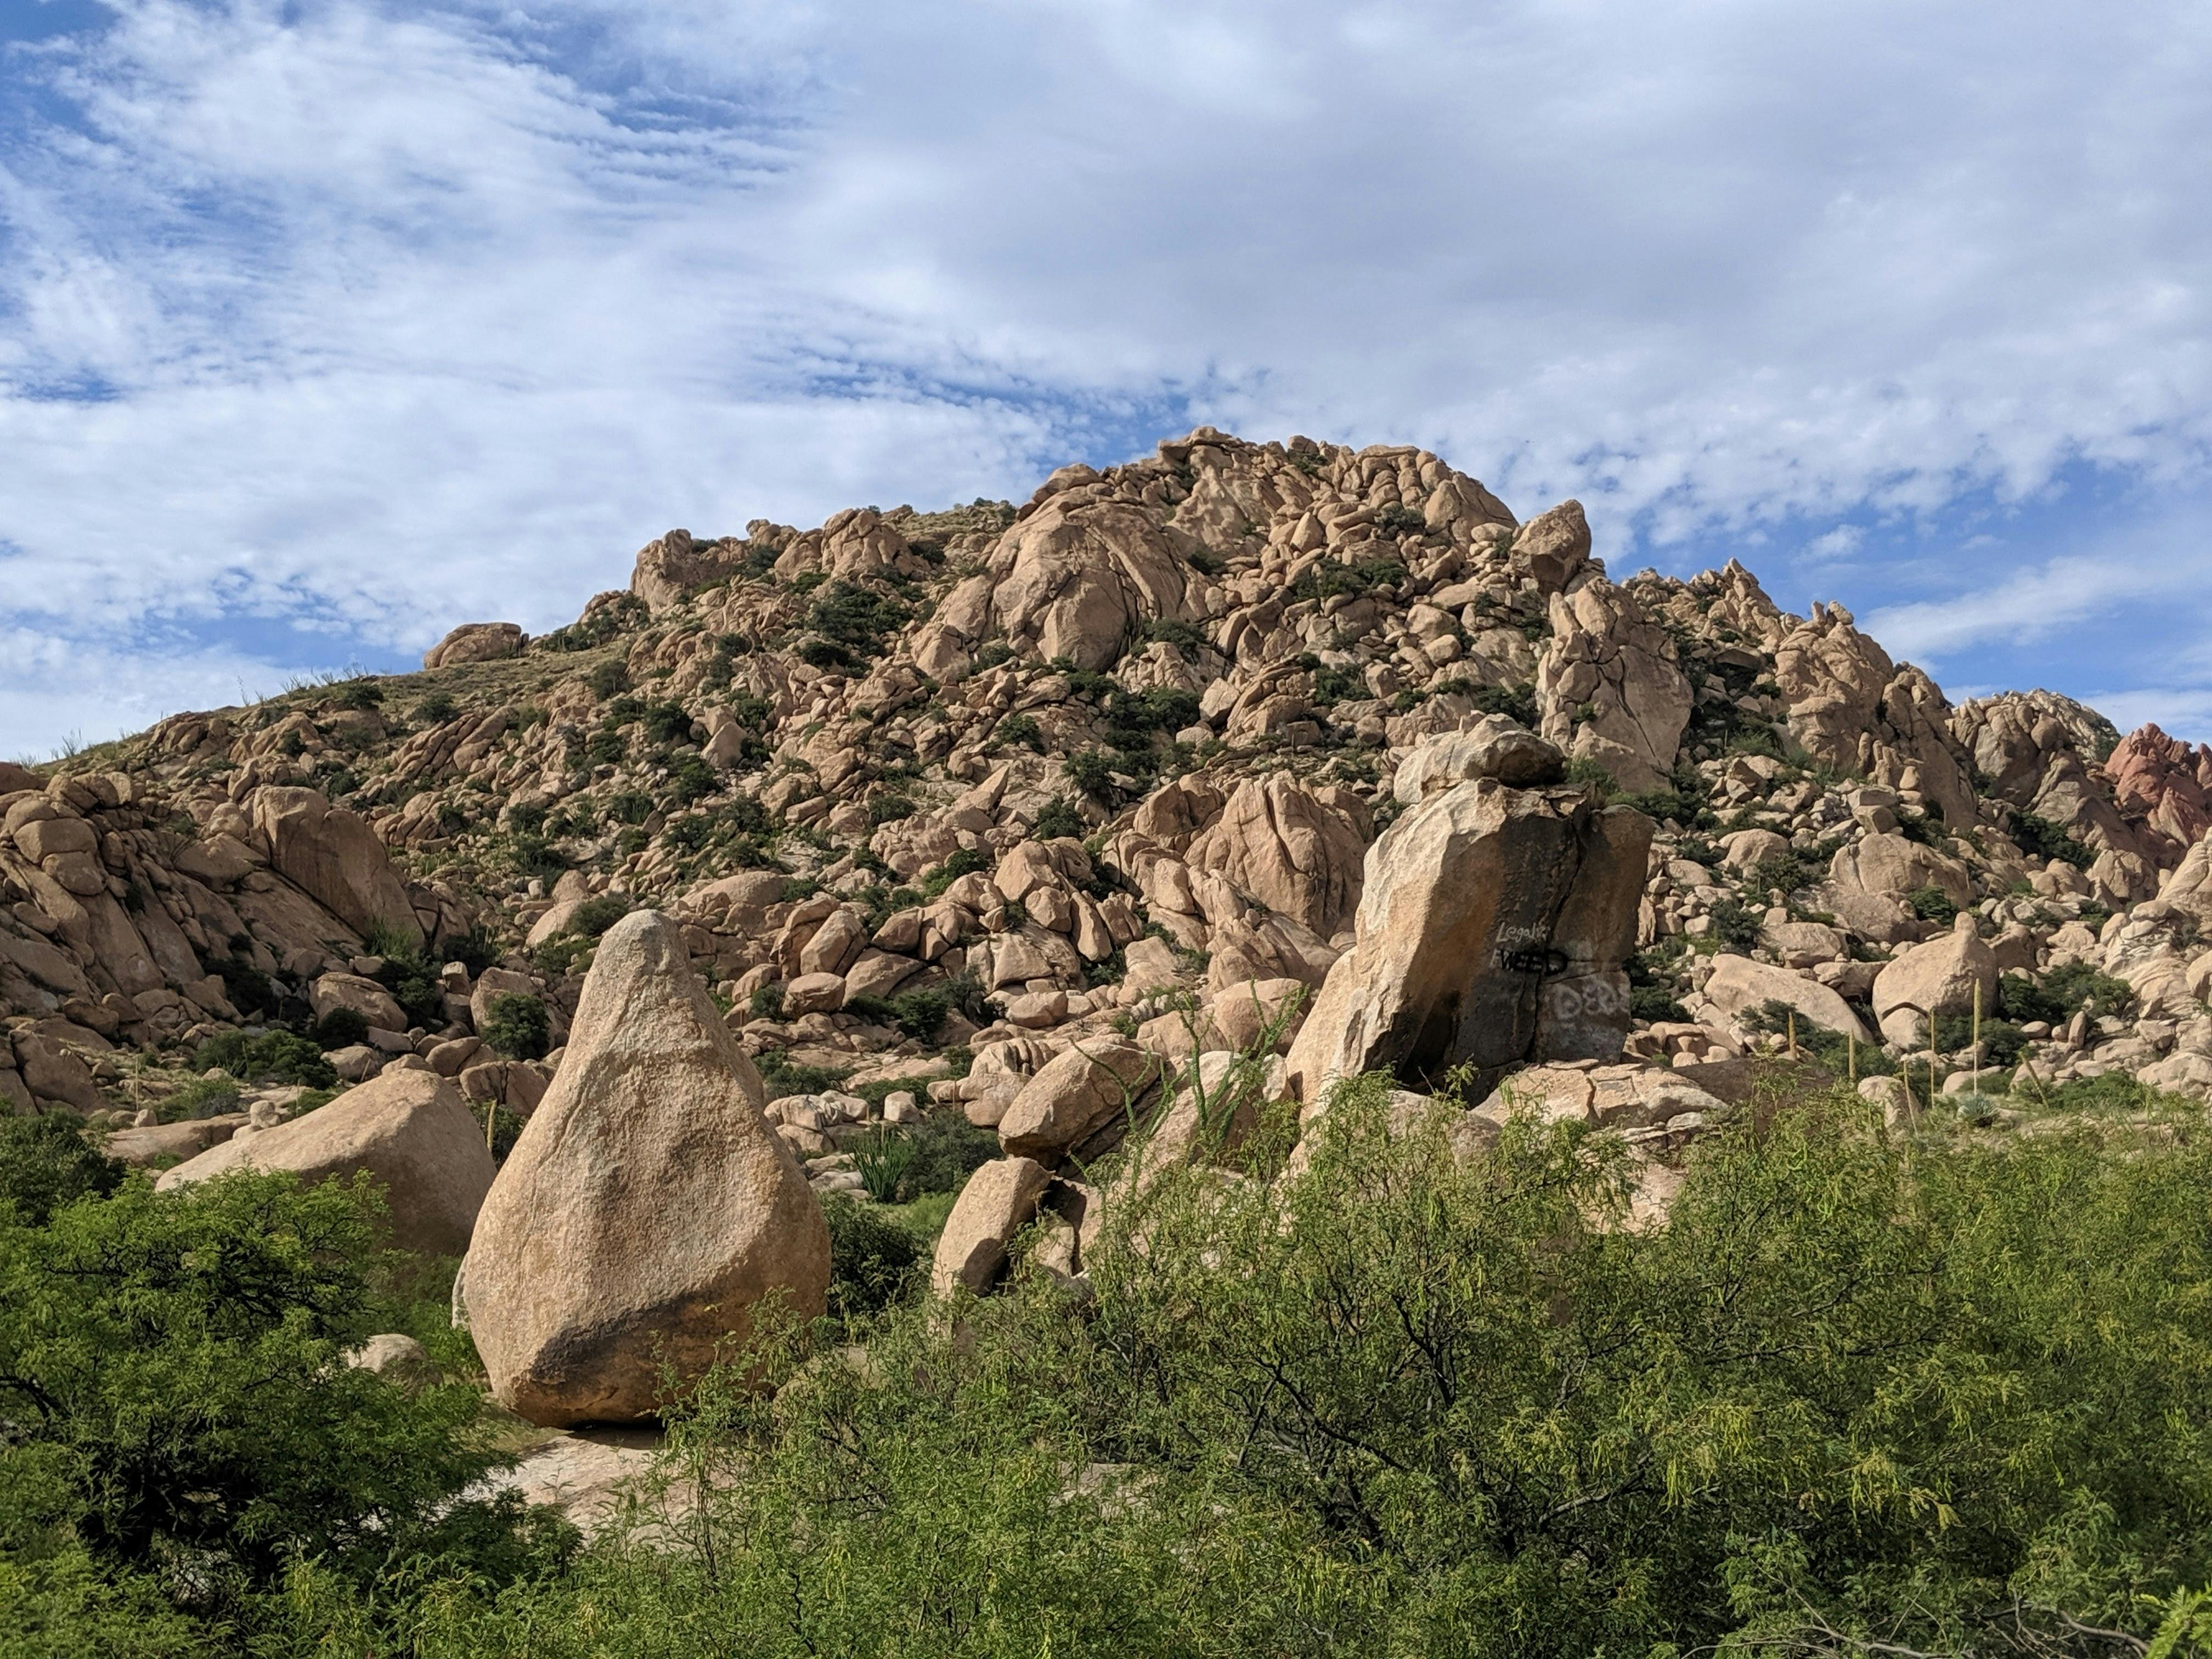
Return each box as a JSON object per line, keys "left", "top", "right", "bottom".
{"left": 5, "top": 427, "right": 2211, "bottom": 1417}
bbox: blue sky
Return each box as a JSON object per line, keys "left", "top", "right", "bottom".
{"left": 3, "top": 0, "right": 2209, "bottom": 758}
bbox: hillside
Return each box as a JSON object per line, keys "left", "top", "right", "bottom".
{"left": 12, "top": 428, "right": 2212, "bottom": 1655}
{"left": 6, "top": 426, "right": 2210, "bottom": 1147}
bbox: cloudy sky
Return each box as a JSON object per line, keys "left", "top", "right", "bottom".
{"left": 3, "top": 0, "right": 2209, "bottom": 758}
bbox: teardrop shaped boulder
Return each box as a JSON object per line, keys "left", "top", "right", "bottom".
{"left": 465, "top": 910, "right": 828, "bottom": 1426}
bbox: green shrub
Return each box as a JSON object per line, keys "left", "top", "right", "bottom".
{"left": 326, "top": 676, "right": 383, "bottom": 712}
{"left": 1905, "top": 883, "right": 1960, "bottom": 925}
{"left": 748, "top": 983, "right": 786, "bottom": 1022}
{"left": 194, "top": 1030, "right": 336, "bottom": 1089}
{"left": 668, "top": 755, "right": 719, "bottom": 806}
{"left": 481, "top": 993, "right": 549, "bottom": 1061}
{"left": 586, "top": 660, "right": 630, "bottom": 698}
{"left": 1290, "top": 555, "right": 1404, "bottom": 602}
{"left": 885, "top": 986, "right": 952, "bottom": 1044}
{"left": 2013, "top": 810, "right": 2093, "bottom": 870}
{"left": 0, "top": 1170, "right": 572, "bottom": 1612}
{"left": 642, "top": 701, "right": 693, "bottom": 744}
{"left": 994, "top": 713, "right": 1042, "bottom": 751}
{"left": 1747, "top": 850, "right": 1813, "bottom": 895}
{"left": 802, "top": 581, "right": 910, "bottom": 667}
{"left": 1931, "top": 1013, "right": 2028, "bottom": 1065}
{"left": 1311, "top": 663, "right": 1367, "bottom": 705}
{"left": 311, "top": 1007, "right": 370, "bottom": 1049}
{"left": 823, "top": 1195, "right": 921, "bottom": 1320}
{"left": 1565, "top": 755, "right": 1617, "bottom": 799}
{"left": 917, "top": 846, "right": 990, "bottom": 899}
{"left": 567, "top": 895, "right": 630, "bottom": 939}
{"left": 851, "top": 1129, "right": 918, "bottom": 1205}
{"left": 1031, "top": 796, "right": 1086, "bottom": 840}
{"left": 2042, "top": 958, "right": 2138, "bottom": 1019}
{"left": 868, "top": 792, "right": 916, "bottom": 826}
{"left": 211, "top": 953, "right": 279, "bottom": 1019}
{"left": 898, "top": 1109, "right": 1001, "bottom": 1198}
{"left": 1703, "top": 896, "right": 1763, "bottom": 951}
{"left": 1143, "top": 618, "right": 1207, "bottom": 651}
{"left": 1064, "top": 748, "right": 1117, "bottom": 798}
{"left": 756, "top": 1049, "right": 845, "bottom": 1101}
{"left": 416, "top": 690, "right": 458, "bottom": 724}
{"left": 282, "top": 1082, "right": 2212, "bottom": 1656}
{"left": 162, "top": 1074, "right": 244, "bottom": 1121}
{"left": 0, "top": 1116, "right": 123, "bottom": 1227}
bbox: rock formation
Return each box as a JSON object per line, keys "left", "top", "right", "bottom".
{"left": 464, "top": 910, "right": 827, "bottom": 1427}
{"left": 1286, "top": 732, "right": 1651, "bottom": 1104}
{"left": 0, "top": 422, "right": 2206, "bottom": 1345}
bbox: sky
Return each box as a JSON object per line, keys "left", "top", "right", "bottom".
{"left": 2, "top": 0, "right": 2209, "bottom": 759}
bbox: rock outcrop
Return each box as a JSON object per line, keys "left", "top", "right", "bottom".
{"left": 464, "top": 911, "right": 828, "bottom": 1427}
{"left": 1286, "top": 752, "right": 1651, "bottom": 1104}
{"left": 9, "top": 422, "right": 2212, "bottom": 1282}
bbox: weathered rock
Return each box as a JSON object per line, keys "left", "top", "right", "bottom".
{"left": 423, "top": 622, "right": 526, "bottom": 670}
{"left": 1286, "top": 779, "right": 1651, "bottom": 1104}
{"left": 310, "top": 971, "right": 408, "bottom": 1033}
{"left": 1186, "top": 773, "right": 1368, "bottom": 938}
{"left": 1391, "top": 718, "right": 1565, "bottom": 803}
{"left": 1871, "top": 915, "right": 1999, "bottom": 1047}
{"left": 930, "top": 1156, "right": 1052, "bottom": 1295}
{"left": 11, "top": 1029, "right": 104, "bottom": 1111}
{"left": 1700, "top": 954, "right": 1873, "bottom": 1043}
{"left": 346, "top": 1332, "right": 437, "bottom": 1386}
{"left": 106, "top": 1114, "right": 246, "bottom": 1166}
{"left": 157, "top": 1070, "right": 493, "bottom": 1254}
{"left": 251, "top": 787, "right": 422, "bottom": 947}
{"left": 2105, "top": 724, "right": 2212, "bottom": 861}
{"left": 464, "top": 911, "right": 827, "bottom": 1427}
{"left": 997, "top": 1039, "right": 1161, "bottom": 1160}
{"left": 1829, "top": 833, "right": 1974, "bottom": 906}
{"left": 989, "top": 499, "right": 1197, "bottom": 671}
{"left": 1536, "top": 576, "right": 1692, "bottom": 794}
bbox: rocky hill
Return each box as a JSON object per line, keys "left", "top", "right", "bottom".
{"left": 8, "top": 426, "right": 2212, "bottom": 1201}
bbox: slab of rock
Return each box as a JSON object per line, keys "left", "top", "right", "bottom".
{"left": 997, "top": 1039, "right": 1161, "bottom": 1160}
{"left": 1287, "top": 776, "right": 1650, "bottom": 1104}
{"left": 1186, "top": 773, "right": 1368, "bottom": 939}
{"left": 1701, "top": 954, "right": 1873, "bottom": 1043}
{"left": 156, "top": 1070, "right": 492, "bottom": 1254}
{"left": 1536, "top": 575, "right": 1693, "bottom": 795}
{"left": 251, "top": 787, "right": 422, "bottom": 947}
{"left": 930, "top": 1156, "right": 1052, "bottom": 1295}
{"left": 1477, "top": 1062, "right": 1729, "bottom": 1132}
{"left": 424, "top": 622, "right": 526, "bottom": 669}
{"left": 464, "top": 911, "right": 827, "bottom": 1427}
{"left": 1391, "top": 716, "right": 1565, "bottom": 803}
{"left": 311, "top": 971, "right": 407, "bottom": 1032}
{"left": 105, "top": 1114, "right": 246, "bottom": 1167}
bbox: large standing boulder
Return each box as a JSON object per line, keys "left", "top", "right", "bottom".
{"left": 1286, "top": 769, "right": 1652, "bottom": 1105}
{"left": 464, "top": 911, "right": 827, "bottom": 1427}
{"left": 1871, "top": 915, "right": 1999, "bottom": 1047}
{"left": 930, "top": 1156, "right": 1052, "bottom": 1295}
{"left": 156, "top": 1070, "right": 493, "bottom": 1255}
{"left": 250, "top": 787, "right": 422, "bottom": 948}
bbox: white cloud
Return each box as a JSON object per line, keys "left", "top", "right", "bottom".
{"left": 2, "top": 0, "right": 2211, "bottom": 752}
